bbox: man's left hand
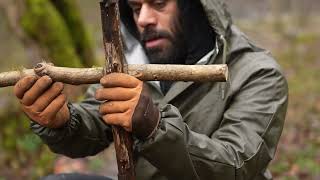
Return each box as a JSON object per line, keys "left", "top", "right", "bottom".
{"left": 95, "top": 73, "right": 160, "bottom": 140}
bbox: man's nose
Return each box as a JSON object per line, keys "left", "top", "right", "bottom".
{"left": 137, "top": 5, "right": 157, "bottom": 28}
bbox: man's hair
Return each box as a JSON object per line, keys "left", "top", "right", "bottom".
{"left": 119, "top": 0, "right": 140, "bottom": 38}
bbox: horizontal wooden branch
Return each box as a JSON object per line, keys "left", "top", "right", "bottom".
{"left": 0, "top": 62, "right": 228, "bottom": 87}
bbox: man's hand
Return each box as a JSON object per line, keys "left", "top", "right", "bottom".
{"left": 14, "top": 76, "right": 70, "bottom": 128}
{"left": 95, "top": 73, "right": 160, "bottom": 140}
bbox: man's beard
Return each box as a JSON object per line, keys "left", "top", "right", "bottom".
{"left": 140, "top": 20, "right": 186, "bottom": 64}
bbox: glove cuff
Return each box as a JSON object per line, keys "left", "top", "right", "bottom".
{"left": 132, "top": 94, "right": 160, "bottom": 140}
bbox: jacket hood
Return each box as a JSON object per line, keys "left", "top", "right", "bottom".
{"left": 199, "top": 0, "right": 232, "bottom": 38}
{"left": 119, "top": 0, "right": 233, "bottom": 40}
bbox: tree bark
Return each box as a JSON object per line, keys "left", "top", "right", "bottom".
{"left": 100, "top": 1, "right": 135, "bottom": 179}
{"left": 0, "top": 63, "right": 228, "bottom": 87}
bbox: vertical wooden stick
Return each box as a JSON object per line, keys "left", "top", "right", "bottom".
{"left": 100, "top": 1, "right": 135, "bottom": 179}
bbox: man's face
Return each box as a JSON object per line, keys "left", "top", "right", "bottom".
{"left": 127, "top": 0, "right": 185, "bottom": 64}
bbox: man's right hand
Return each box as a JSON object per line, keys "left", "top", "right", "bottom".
{"left": 14, "top": 76, "right": 70, "bottom": 128}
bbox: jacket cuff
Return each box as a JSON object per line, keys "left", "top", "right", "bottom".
{"left": 30, "top": 103, "right": 81, "bottom": 145}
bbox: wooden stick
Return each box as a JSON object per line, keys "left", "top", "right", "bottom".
{"left": 100, "top": 0, "right": 135, "bottom": 179}
{"left": 0, "top": 63, "right": 228, "bottom": 87}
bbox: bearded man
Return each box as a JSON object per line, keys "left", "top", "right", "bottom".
{"left": 14, "top": 0, "right": 288, "bottom": 179}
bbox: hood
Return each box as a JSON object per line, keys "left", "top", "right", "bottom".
{"left": 199, "top": 0, "right": 232, "bottom": 38}
{"left": 119, "top": 0, "right": 233, "bottom": 41}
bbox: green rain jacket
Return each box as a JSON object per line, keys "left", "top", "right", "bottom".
{"left": 31, "top": 0, "right": 288, "bottom": 179}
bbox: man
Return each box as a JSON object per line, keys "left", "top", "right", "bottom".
{"left": 14, "top": 0, "right": 288, "bottom": 179}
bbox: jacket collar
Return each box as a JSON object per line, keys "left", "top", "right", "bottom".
{"left": 159, "top": 40, "right": 220, "bottom": 104}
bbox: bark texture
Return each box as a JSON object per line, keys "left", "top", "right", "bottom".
{"left": 100, "top": 1, "right": 135, "bottom": 179}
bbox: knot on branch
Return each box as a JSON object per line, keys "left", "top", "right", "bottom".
{"left": 34, "top": 62, "right": 51, "bottom": 77}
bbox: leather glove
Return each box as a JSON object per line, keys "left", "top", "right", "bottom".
{"left": 14, "top": 76, "right": 70, "bottom": 128}
{"left": 95, "top": 73, "right": 160, "bottom": 140}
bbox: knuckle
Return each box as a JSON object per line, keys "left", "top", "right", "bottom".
{"left": 29, "top": 105, "right": 39, "bottom": 113}
{"left": 100, "top": 76, "right": 109, "bottom": 86}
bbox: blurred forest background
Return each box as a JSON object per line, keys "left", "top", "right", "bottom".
{"left": 0, "top": 0, "right": 319, "bottom": 179}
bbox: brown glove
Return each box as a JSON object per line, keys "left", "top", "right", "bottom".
{"left": 95, "top": 73, "right": 160, "bottom": 140}
{"left": 14, "top": 75, "right": 70, "bottom": 128}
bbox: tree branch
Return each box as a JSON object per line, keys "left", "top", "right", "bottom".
{"left": 0, "top": 63, "right": 228, "bottom": 87}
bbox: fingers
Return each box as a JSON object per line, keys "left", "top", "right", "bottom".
{"left": 97, "top": 73, "right": 142, "bottom": 132}
{"left": 41, "top": 94, "right": 67, "bottom": 123}
{"left": 99, "top": 101, "right": 131, "bottom": 115}
{"left": 14, "top": 76, "right": 38, "bottom": 99}
{"left": 15, "top": 76, "right": 70, "bottom": 129}
{"left": 102, "top": 112, "right": 132, "bottom": 132}
{"left": 21, "top": 76, "right": 53, "bottom": 106}
{"left": 100, "top": 73, "right": 141, "bottom": 88}
{"left": 50, "top": 103, "right": 70, "bottom": 128}
{"left": 95, "top": 87, "right": 136, "bottom": 101}
{"left": 22, "top": 94, "right": 69, "bottom": 128}
{"left": 32, "top": 82, "right": 64, "bottom": 112}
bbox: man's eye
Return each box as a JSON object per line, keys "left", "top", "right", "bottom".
{"left": 133, "top": 7, "right": 141, "bottom": 15}
{"left": 153, "top": 0, "right": 166, "bottom": 9}
{"left": 130, "top": 5, "right": 141, "bottom": 15}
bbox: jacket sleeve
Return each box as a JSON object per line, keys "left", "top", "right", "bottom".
{"left": 31, "top": 84, "right": 113, "bottom": 158}
{"left": 135, "top": 67, "right": 288, "bottom": 180}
